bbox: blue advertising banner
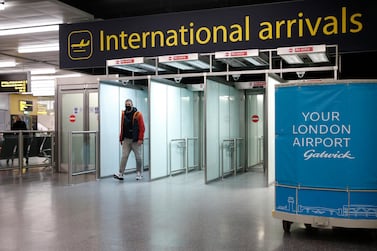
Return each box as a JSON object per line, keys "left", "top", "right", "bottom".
{"left": 275, "top": 82, "right": 377, "bottom": 190}
{"left": 59, "top": 0, "right": 377, "bottom": 69}
{"left": 275, "top": 82, "right": 377, "bottom": 220}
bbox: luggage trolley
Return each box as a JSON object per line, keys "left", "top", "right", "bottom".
{"left": 273, "top": 80, "right": 377, "bottom": 232}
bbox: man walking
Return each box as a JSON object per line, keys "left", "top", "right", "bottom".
{"left": 114, "top": 99, "right": 145, "bottom": 180}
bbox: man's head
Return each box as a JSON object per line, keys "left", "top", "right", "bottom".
{"left": 125, "top": 99, "right": 133, "bottom": 112}
{"left": 13, "top": 115, "right": 21, "bottom": 122}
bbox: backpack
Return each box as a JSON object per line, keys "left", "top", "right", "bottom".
{"left": 132, "top": 111, "right": 140, "bottom": 125}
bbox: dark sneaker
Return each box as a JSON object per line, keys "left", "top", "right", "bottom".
{"left": 113, "top": 173, "right": 124, "bottom": 180}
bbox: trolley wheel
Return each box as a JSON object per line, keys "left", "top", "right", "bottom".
{"left": 282, "top": 220, "right": 292, "bottom": 233}
{"left": 304, "top": 223, "right": 317, "bottom": 232}
{"left": 304, "top": 223, "right": 312, "bottom": 230}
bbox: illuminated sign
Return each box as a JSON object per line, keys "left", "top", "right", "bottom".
{"left": 277, "top": 45, "right": 326, "bottom": 55}
{"left": 68, "top": 30, "right": 93, "bottom": 60}
{"left": 0, "top": 72, "right": 30, "bottom": 93}
{"left": 215, "top": 49, "right": 259, "bottom": 59}
{"left": 59, "top": 0, "right": 376, "bottom": 69}
{"left": 19, "top": 100, "right": 33, "bottom": 112}
{"left": 158, "top": 53, "right": 199, "bottom": 62}
{"left": 107, "top": 57, "right": 144, "bottom": 66}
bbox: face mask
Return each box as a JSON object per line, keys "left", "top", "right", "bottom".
{"left": 125, "top": 105, "right": 132, "bottom": 111}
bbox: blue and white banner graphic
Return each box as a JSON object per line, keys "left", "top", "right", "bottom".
{"left": 275, "top": 82, "right": 377, "bottom": 220}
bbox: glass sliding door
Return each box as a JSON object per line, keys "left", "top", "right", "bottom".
{"left": 58, "top": 85, "right": 98, "bottom": 174}
{"left": 60, "top": 92, "right": 84, "bottom": 172}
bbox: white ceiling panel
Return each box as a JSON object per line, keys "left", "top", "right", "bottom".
{"left": 0, "top": 0, "right": 94, "bottom": 76}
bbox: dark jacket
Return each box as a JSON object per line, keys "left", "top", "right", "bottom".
{"left": 119, "top": 107, "right": 145, "bottom": 142}
{"left": 12, "top": 120, "right": 27, "bottom": 131}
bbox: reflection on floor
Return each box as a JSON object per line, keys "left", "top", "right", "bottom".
{"left": 0, "top": 168, "right": 375, "bottom": 251}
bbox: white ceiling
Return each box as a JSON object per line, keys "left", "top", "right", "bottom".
{"left": 0, "top": 0, "right": 94, "bottom": 76}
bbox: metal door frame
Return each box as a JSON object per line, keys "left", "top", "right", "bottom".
{"left": 56, "top": 83, "right": 98, "bottom": 173}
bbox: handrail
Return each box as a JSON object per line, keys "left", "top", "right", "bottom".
{"left": 186, "top": 137, "right": 199, "bottom": 172}
{"left": 0, "top": 130, "right": 55, "bottom": 176}
{"left": 221, "top": 138, "right": 244, "bottom": 179}
{"left": 169, "top": 138, "right": 186, "bottom": 176}
{"left": 169, "top": 137, "right": 198, "bottom": 176}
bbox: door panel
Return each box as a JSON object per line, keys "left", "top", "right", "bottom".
{"left": 59, "top": 88, "right": 98, "bottom": 173}
{"left": 246, "top": 92, "right": 264, "bottom": 171}
{"left": 61, "top": 92, "right": 84, "bottom": 172}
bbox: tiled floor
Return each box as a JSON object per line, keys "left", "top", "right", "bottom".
{"left": 0, "top": 167, "right": 376, "bottom": 251}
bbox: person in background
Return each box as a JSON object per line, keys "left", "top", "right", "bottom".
{"left": 11, "top": 115, "right": 27, "bottom": 131}
{"left": 11, "top": 115, "right": 29, "bottom": 165}
{"left": 114, "top": 99, "right": 145, "bottom": 181}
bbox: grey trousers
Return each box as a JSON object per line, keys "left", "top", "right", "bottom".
{"left": 119, "top": 138, "right": 142, "bottom": 174}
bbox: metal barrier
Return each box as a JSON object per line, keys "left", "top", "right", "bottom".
{"left": 68, "top": 131, "right": 99, "bottom": 184}
{"left": 221, "top": 138, "right": 244, "bottom": 179}
{"left": 0, "top": 130, "right": 55, "bottom": 176}
{"left": 169, "top": 137, "right": 198, "bottom": 176}
{"left": 187, "top": 137, "right": 199, "bottom": 172}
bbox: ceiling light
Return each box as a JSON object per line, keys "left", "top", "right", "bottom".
{"left": 161, "top": 61, "right": 195, "bottom": 70}
{"left": 307, "top": 53, "right": 329, "bottom": 63}
{"left": 31, "top": 79, "right": 55, "bottom": 96}
{"left": 55, "top": 73, "right": 83, "bottom": 79}
{"left": 0, "top": 1, "right": 5, "bottom": 11}
{"left": 137, "top": 64, "right": 166, "bottom": 72}
{"left": 30, "top": 68, "right": 56, "bottom": 75}
{"left": 31, "top": 75, "right": 55, "bottom": 80}
{"left": 31, "top": 73, "right": 83, "bottom": 81}
{"left": 0, "top": 24, "right": 59, "bottom": 36}
{"left": 280, "top": 55, "right": 304, "bottom": 64}
{"left": 244, "top": 57, "right": 268, "bottom": 66}
{"left": 113, "top": 65, "right": 147, "bottom": 73}
{"left": 0, "top": 60, "right": 16, "bottom": 67}
{"left": 18, "top": 43, "right": 59, "bottom": 53}
{"left": 185, "top": 60, "right": 211, "bottom": 69}
{"left": 277, "top": 44, "right": 329, "bottom": 64}
{"left": 219, "top": 58, "right": 247, "bottom": 67}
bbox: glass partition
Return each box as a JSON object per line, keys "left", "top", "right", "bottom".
{"left": 99, "top": 81, "right": 148, "bottom": 177}
{"left": 0, "top": 130, "right": 55, "bottom": 175}
{"left": 205, "top": 78, "right": 244, "bottom": 183}
{"left": 149, "top": 79, "right": 196, "bottom": 180}
{"left": 68, "top": 130, "right": 98, "bottom": 184}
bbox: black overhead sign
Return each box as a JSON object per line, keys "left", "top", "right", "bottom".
{"left": 59, "top": 0, "right": 377, "bottom": 70}
{"left": 0, "top": 72, "right": 30, "bottom": 93}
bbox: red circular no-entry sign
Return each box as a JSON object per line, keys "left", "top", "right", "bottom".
{"left": 69, "top": 114, "right": 76, "bottom": 123}
{"left": 251, "top": 114, "right": 259, "bottom": 123}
